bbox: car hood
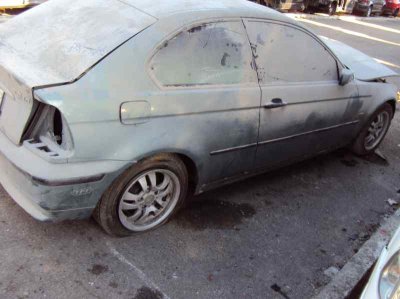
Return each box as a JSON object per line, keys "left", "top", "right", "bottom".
{"left": 321, "top": 36, "right": 399, "bottom": 81}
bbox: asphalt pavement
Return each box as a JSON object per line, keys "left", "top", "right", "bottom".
{"left": 0, "top": 11, "right": 399, "bottom": 299}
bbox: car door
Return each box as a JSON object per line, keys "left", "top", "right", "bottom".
{"left": 243, "top": 19, "right": 360, "bottom": 170}
{"left": 147, "top": 20, "right": 261, "bottom": 184}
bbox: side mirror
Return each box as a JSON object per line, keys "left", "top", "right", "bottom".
{"left": 339, "top": 69, "right": 354, "bottom": 86}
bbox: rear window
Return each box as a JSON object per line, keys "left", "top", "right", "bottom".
{"left": 149, "top": 21, "right": 257, "bottom": 87}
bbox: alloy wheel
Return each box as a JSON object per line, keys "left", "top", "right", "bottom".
{"left": 364, "top": 110, "right": 390, "bottom": 151}
{"left": 118, "top": 169, "right": 181, "bottom": 232}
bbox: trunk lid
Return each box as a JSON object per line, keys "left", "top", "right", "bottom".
{"left": 321, "top": 36, "right": 399, "bottom": 81}
{"left": 0, "top": 0, "right": 156, "bottom": 144}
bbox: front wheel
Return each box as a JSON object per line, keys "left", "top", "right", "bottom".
{"left": 351, "top": 103, "right": 393, "bottom": 156}
{"left": 94, "top": 154, "right": 188, "bottom": 236}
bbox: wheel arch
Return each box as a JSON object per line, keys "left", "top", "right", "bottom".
{"left": 386, "top": 99, "right": 397, "bottom": 118}
{"left": 134, "top": 149, "right": 200, "bottom": 195}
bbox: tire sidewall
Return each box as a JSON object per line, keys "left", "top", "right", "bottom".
{"left": 352, "top": 103, "right": 393, "bottom": 156}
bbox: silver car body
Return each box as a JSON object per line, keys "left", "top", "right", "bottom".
{"left": 361, "top": 226, "right": 400, "bottom": 298}
{"left": 0, "top": 0, "right": 397, "bottom": 221}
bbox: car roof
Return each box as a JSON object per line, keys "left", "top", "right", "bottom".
{"left": 123, "top": 0, "right": 291, "bottom": 22}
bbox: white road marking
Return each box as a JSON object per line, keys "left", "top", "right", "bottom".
{"left": 374, "top": 58, "right": 400, "bottom": 69}
{"left": 107, "top": 242, "right": 172, "bottom": 299}
{"left": 297, "top": 18, "right": 400, "bottom": 47}
{"left": 338, "top": 16, "right": 400, "bottom": 35}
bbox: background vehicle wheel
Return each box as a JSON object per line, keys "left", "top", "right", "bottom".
{"left": 94, "top": 154, "right": 188, "bottom": 236}
{"left": 328, "top": 1, "right": 337, "bottom": 15}
{"left": 351, "top": 103, "right": 393, "bottom": 156}
{"left": 381, "top": 5, "right": 386, "bottom": 15}
{"left": 364, "top": 5, "right": 372, "bottom": 16}
{"left": 394, "top": 8, "right": 399, "bottom": 17}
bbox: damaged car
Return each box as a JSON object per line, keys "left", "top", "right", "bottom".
{"left": 361, "top": 226, "right": 400, "bottom": 299}
{"left": 0, "top": 0, "right": 398, "bottom": 236}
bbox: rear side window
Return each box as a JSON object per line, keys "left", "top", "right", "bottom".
{"left": 245, "top": 21, "right": 338, "bottom": 84}
{"left": 149, "top": 21, "right": 256, "bottom": 87}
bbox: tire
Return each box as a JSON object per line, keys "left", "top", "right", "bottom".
{"left": 94, "top": 153, "right": 188, "bottom": 236}
{"left": 351, "top": 103, "right": 393, "bottom": 156}
{"left": 328, "top": 1, "right": 337, "bottom": 15}
{"left": 364, "top": 5, "right": 372, "bottom": 16}
{"left": 381, "top": 6, "right": 386, "bottom": 15}
{"left": 394, "top": 8, "right": 399, "bottom": 17}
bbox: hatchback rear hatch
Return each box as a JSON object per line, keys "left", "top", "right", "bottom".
{"left": 0, "top": 0, "right": 156, "bottom": 144}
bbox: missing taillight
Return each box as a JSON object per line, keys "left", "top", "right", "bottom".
{"left": 23, "top": 101, "right": 73, "bottom": 159}
{"left": 53, "top": 109, "right": 62, "bottom": 145}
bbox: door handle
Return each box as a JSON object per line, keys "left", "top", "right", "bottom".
{"left": 263, "top": 98, "right": 287, "bottom": 109}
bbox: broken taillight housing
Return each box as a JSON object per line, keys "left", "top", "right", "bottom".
{"left": 23, "top": 102, "right": 73, "bottom": 160}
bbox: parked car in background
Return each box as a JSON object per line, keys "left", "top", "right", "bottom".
{"left": 382, "top": 0, "right": 400, "bottom": 16}
{"left": 361, "top": 226, "right": 400, "bottom": 299}
{"left": 305, "top": 0, "right": 356, "bottom": 15}
{"left": 251, "top": 0, "right": 306, "bottom": 11}
{"left": 0, "top": 0, "right": 398, "bottom": 236}
{"left": 0, "top": 0, "right": 45, "bottom": 11}
{"left": 0, "top": 0, "right": 30, "bottom": 10}
{"left": 353, "top": 0, "right": 386, "bottom": 16}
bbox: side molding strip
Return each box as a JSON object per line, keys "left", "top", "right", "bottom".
{"left": 210, "top": 120, "right": 360, "bottom": 156}
{"left": 259, "top": 120, "right": 360, "bottom": 146}
{"left": 210, "top": 143, "right": 257, "bottom": 156}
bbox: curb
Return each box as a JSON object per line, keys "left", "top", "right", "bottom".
{"left": 312, "top": 209, "right": 400, "bottom": 299}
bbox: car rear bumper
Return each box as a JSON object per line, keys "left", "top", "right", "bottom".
{"left": 0, "top": 130, "right": 130, "bottom": 221}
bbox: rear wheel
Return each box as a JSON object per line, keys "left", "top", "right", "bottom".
{"left": 94, "top": 154, "right": 188, "bottom": 236}
{"left": 351, "top": 103, "right": 393, "bottom": 155}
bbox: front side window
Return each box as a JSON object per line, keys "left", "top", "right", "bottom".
{"left": 245, "top": 21, "right": 338, "bottom": 84}
{"left": 149, "top": 21, "right": 256, "bottom": 87}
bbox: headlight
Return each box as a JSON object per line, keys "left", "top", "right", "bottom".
{"left": 380, "top": 250, "right": 400, "bottom": 299}
{"left": 396, "top": 91, "right": 400, "bottom": 102}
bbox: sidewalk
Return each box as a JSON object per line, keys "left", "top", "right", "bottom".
{"left": 312, "top": 209, "right": 400, "bottom": 299}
